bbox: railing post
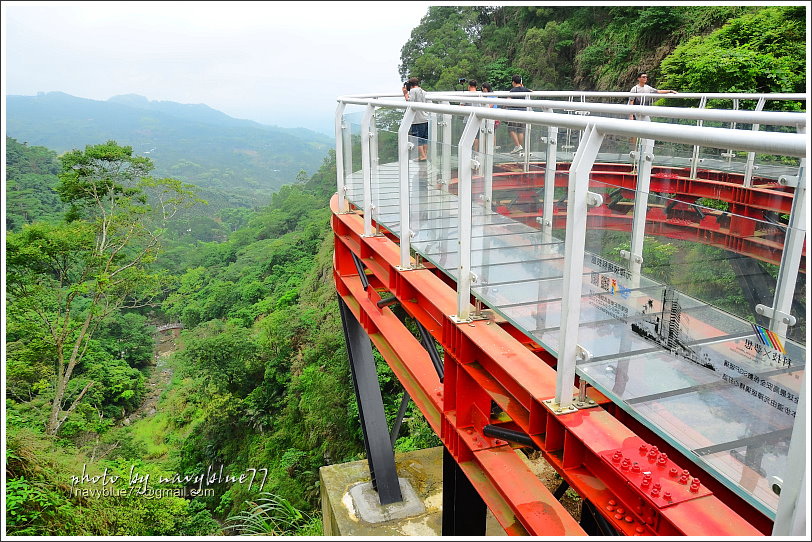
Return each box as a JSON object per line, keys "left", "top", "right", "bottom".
{"left": 342, "top": 112, "right": 353, "bottom": 200}
{"left": 627, "top": 137, "right": 655, "bottom": 288}
{"left": 542, "top": 111, "right": 558, "bottom": 248}
{"left": 335, "top": 102, "right": 349, "bottom": 212}
{"left": 523, "top": 95, "right": 532, "bottom": 172}
{"left": 452, "top": 112, "right": 482, "bottom": 322}
{"left": 772, "top": 377, "right": 807, "bottom": 536}
{"left": 429, "top": 112, "right": 439, "bottom": 185}
{"left": 441, "top": 105, "right": 452, "bottom": 186}
{"left": 743, "top": 97, "right": 767, "bottom": 187}
{"left": 689, "top": 96, "right": 708, "bottom": 179}
{"left": 767, "top": 154, "right": 805, "bottom": 338}
{"left": 482, "top": 118, "right": 493, "bottom": 206}
{"left": 370, "top": 108, "right": 380, "bottom": 226}
{"left": 555, "top": 124, "right": 605, "bottom": 408}
{"left": 361, "top": 105, "right": 376, "bottom": 236}
{"left": 721, "top": 98, "right": 740, "bottom": 167}
{"left": 398, "top": 107, "right": 417, "bottom": 269}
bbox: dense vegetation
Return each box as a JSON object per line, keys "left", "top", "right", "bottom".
{"left": 399, "top": 5, "right": 805, "bottom": 100}
{"left": 5, "top": 140, "right": 435, "bottom": 535}
{"left": 5, "top": 4, "right": 806, "bottom": 536}
{"left": 5, "top": 138, "right": 65, "bottom": 230}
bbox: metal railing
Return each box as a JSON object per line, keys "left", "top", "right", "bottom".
{"left": 334, "top": 91, "right": 807, "bottom": 529}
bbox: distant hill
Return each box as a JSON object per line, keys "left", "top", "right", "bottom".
{"left": 5, "top": 92, "right": 334, "bottom": 206}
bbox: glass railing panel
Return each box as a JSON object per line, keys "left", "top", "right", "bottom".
{"left": 648, "top": 123, "right": 696, "bottom": 169}
{"left": 637, "top": 193, "right": 790, "bottom": 323}
{"left": 749, "top": 125, "right": 802, "bottom": 181}
{"left": 368, "top": 127, "right": 401, "bottom": 235}
{"left": 525, "top": 123, "right": 550, "bottom": 163}
{"left": 341, "top": 117, "right": 363, "bottom": 208}
{"left": 527, "top": 176, "right": 639, "bottom": 359}
{"left": 556, "top": 121, "right": 582, "bottom": 163}
{"left": 788, "top": 272, "right": 806, "bottom": 346}
{"left": 575, "top": 178, "right": 806, "bottom": 517}
{"left": 596, "top": 132, "right": 636, "bottom": 167}
{"left": 407, "top": 133, "right": 461, "bottom": 274}
{"left": 697, "top": 145, "right": 751, "bottom": 176}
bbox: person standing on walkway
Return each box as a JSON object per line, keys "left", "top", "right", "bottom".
{"left": 481, "top": 82, "right": 496, "bottom": 104}
{"left": 507, "top": 75, "right": 530, "bottom": 154}
{"left": 628, "top": 72, "right": 677, "bottom": 121}
{"left": 408, "top": 77, "right": 430, "bottom": 161}
{"left": 464, "top": 79, "right": 482, "bottom": 152}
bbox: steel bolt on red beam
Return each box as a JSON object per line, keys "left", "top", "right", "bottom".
{"left": 331, "top": 194, "right": 765, "bottom": 537}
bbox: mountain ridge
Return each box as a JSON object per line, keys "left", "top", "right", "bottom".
{"left": 6, "top": 92, "right": 334, "bottom": 205}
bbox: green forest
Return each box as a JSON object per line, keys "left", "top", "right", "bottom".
{"left": 399, "top": 5, "right": 804, "bottom": 99}
{"left": 4, "top": 4, "right": 806, "bottom": 536}
{"left": 5, "top": 138, "right": 437, "bottom": 535}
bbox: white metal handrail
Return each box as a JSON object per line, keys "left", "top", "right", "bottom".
{"left": 429, "top": 90, "right": 807, "bottom": 101}
{"left": 428, "top": 94, "right": 807, "bottom": 127}
{"left": 339, "top": 98, "right": 807, "bottom": 156}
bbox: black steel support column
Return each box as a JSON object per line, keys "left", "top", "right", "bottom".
{"left": 389, "top": 391, "right": 411, "bottom": 447}
{"left": 442, "top": 446, "right": 486, "bottom": 536}
{"left": 338, "top": 295, "right": 403, "bottom": 505}
{"left": 580, "top": 499, "right": 619, "bottom": 536}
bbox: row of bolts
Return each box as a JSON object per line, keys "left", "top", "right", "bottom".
{"left": 611, "top": 444, "right": 702, "bottom": 502}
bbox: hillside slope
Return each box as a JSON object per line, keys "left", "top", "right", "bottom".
{"left": 398, "top": 5, "right": 805, "bottom": 96}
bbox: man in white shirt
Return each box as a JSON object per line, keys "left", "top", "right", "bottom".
{"left": 407, "top": 77, "right": 430, "bottom": 161}
{"left": 628, "top": 72, "right": 677, "bottom": 121}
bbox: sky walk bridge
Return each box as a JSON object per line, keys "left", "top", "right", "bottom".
{"left": 330, "top": 91, "right": 807, "bottom": 537}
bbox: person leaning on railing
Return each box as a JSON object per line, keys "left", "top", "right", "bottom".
{"left": 628, "top": 72, "right": 677, "bottom": 121}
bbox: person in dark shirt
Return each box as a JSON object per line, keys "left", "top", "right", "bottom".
{"left": 407, "top": 77, "right": 429, "bottom": 161}
{"left": 506, "top": 75, "right": 530, "bottom": 153}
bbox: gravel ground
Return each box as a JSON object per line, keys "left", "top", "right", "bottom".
{"left": 522, "top": 449, "right": 583, "bottom": 522}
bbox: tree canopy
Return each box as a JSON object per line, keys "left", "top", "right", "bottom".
{"left": 7, "top": 141, "right": 199, "bottom": 435}
{"left": 398, "top": 5, "right": 805, "bottom": 93}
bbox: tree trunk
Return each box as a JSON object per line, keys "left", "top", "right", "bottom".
{"left": 47, "top": 381, "right": 94, "bottom": 436}
{"left": 46, "top": 309, "right": 95, "bottom": 435}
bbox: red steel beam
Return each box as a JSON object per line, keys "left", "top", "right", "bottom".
{"left": 477, "top": 163, "right": 805, "bottom": 271}
{"left": 470, "top": 163, "right": 796, "bottom": 215}
{"left": 333, "top": 212, "right": 584, "bottom": 536}
{"left": 331, "top": 195, "right": 767, "bottom": 536}
{"left": 495, "top": 207, "right": 804, "bottom": 272}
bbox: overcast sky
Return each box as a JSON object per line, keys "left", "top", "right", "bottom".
{"left": 2, "top": 1, "right": 434, "bottom": 135}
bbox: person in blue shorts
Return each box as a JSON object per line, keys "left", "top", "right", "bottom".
{"left": 407, "top": 77, "right": 430, "bottom": 161}
{"left": 506, "top": 75, "right": 530, "bottom": 154}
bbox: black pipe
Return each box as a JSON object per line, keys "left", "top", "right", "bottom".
{"left": 389, "top": 391, "right": 411, "bottom": 447}
{"left": 483, "top": 424, "right": 538, "bottom": 449}
{"left": 377, "top": 295, "right": 399, "bottom": 309}
{"left": 553, "top": 479, "right": 570, "bottom": 500}
{"left": 351, "top": 253, "right": 369, "bottom": 289}
{"left": 416, "top": 321, "right": 444, "bottom": 382}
